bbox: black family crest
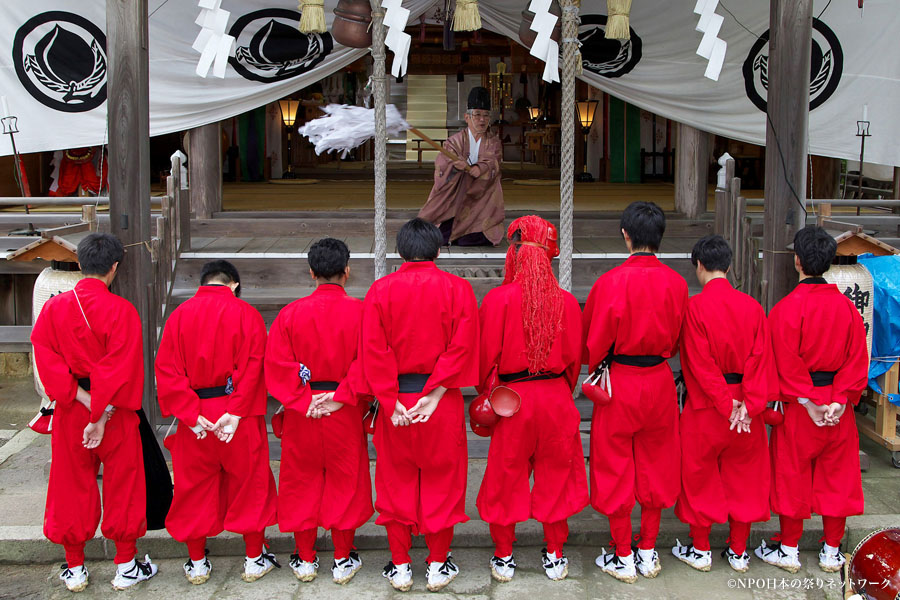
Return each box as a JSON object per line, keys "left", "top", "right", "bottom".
{"left": 12, "top": 11, "right": 107, "bottom": 113}
{"left": 577, "top": 14, "right": 642, "bottom": 78}
{"left": 228, "top": 8, "right": 333, "bottom": 83}
{"left": 743, "top": 18, "right": 843, "bottom": 112}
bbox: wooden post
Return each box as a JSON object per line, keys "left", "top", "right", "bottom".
{"left": 188, "top": 122, "right": 223, "bottom": 219}
{"left": 762, "top": 0, "right": 812, "bottom": 311}
{"left": 81, "top": 204, "right": 97, "bottom": 232}
{"left": 106, "top": 0, "right": 154, "bottom": 419}
{"left": 893, "top": 166, "right": 900, "bottom": 214}
{"left": 675, "top": 123, "right": 709, "bottom": 218}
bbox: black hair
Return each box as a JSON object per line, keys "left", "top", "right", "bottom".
{"left": 308, "top": 237, "right": 350, "bottom": 279}
{"left": 200, "top": 260, "right": 241, "bottom": 297}
{"left": 793, "top": 225, "right": 836, "bottom": 277}
{"left": 76, "top": 232, "right": 124, "bottom": 276}
{"left": 691, "top": 235, "right": 732, "bottom": 273}
{"left": 396, "top": 218, "right": 443, "bottom": 261}
{"left": 620, "top": 201, "right": 666, "bottom": 252}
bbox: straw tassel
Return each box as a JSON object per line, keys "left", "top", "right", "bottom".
{"left": 298, "top": 0, "right": 327, "bottom": 33}
{"left": 605, "top": 0, "right": 631, "bottom": 40}
{"left": 453, "top": 0, "right": 482, "bottom": 32}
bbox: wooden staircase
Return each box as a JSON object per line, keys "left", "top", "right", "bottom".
{"left": 404, "top": 75, "right": 448, "bottom": 163}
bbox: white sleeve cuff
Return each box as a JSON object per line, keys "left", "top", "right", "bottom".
{"left": 798, "top": 397, "right": 810, "bottom": 405}
{"left": 104, "top": 404, "right": 114, "bottom": 413}
{"left": 190, "top": 421, "right": 204, "bottom": 434}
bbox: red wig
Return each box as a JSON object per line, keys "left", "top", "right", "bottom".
{"left": 504, "top": 215, "right": 563, "bottom": 374}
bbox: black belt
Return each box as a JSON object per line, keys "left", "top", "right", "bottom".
{"left": 611, "top": 354, "right": 665, "bottom": 367}
{"left": 810, "top": 371, "right": 837, "bottom": 387}
{"left": 77, "top": 377, "right": 91, "bottom": 391}
{"left": 310, "top": 381, "right": 339, "bottom": 392}
{"left": 499, "top": 370, "right": 564, "bottom": 383}
{"left": 723, "top": 372, "right": 743, "bottom": 384}
{"left": 398, "top": 373, "right": 430, "bottom": 394}
{"left": 195, "top": 385, "right": 229, "bottom": 399}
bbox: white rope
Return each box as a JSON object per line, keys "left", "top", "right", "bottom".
{"left": 371, "top": 6, "right": 388, "bottom": 280}
{"left": 558, "top": 0, "right": 578, "bottom": 292}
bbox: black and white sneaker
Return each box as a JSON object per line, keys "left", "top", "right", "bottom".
{"left": 722, "top": 547, "right": 750, "bottom": 573}
{"left": 425, "top": 554, "right": 459, "bottom": 592}
{"left": 111, "top": 555, "right": 158, "bottom": 590}
{"left": 59, "top": 564, "right": 89, "bottom": 592}
{"left": 595, "top": 548, "right": 637, "bottom": 583}
{"left": 242, "top": 550, "right": 281, "bottom": 582}
{"left": 541, "top": 548, "right": 569, "bottom": 581}
{"left": 383, "top": 561, "right": 413, "bottom": 591}
{"left": 490, "top": 554, "right": 516, "bottom": 582}
{"left": 289, "top": 553, "right": 318, "bottom": 582}
{"left": 332, "top": 551, "right": 362, "bottom": 584}
{"left": 754, "top": 540, "right": 800, "bottom": 574}
{"left": 672, "top": 539, "right": 711, "bottom": 571}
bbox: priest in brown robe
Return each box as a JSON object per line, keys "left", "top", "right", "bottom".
{"left": 418, "top": 87, "right": 504, "bottom": 246}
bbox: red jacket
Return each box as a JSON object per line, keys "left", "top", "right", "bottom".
{"left": 155, "top": 285, "right": 267, "bottom": 426}
{"left": 31, "top": 277, "right": 144, "bottom": 423}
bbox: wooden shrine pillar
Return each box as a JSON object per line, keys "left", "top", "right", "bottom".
{"left": 675, "top": 123, "right": 709, "bottom": 218}
{"left": 762, "top": 0, "right": 813, "bottom": 311}
{"left": 106, "top": 0, "right": 154, "bottom": 414}
{"left": 189, "top": 122, "right": 223, "bottom": 219}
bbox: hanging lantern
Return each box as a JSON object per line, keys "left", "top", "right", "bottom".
{"left": 298, "top": 0, "right": 327, "bottom": 34}
{"left": 332, "top": 0, "right": 373, "bottom": 48}
{"left": 824, "top": 257, "right": 875, "bottom": 357}
{"left": 518, "top": 1, "right": 561, "bottom": 48}
{"left": 453, "top": 0, "right": 482, "bottom": 32}
{"left": 605, "top": 0, "right": 632, "bottom": 40}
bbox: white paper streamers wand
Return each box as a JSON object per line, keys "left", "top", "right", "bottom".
{"left": 192, "top": 0, "right": 235, "bottom": 78}
{"left": 382, "top": 0, "right": 412, "bottom": 78}
{"left": 694, "top": 0, "right": 727, "bottom": 81}
{"left": 299, "top": 104, "right": 465, "bottom": 162}
{"left": 529, "top": 0, "right": 560, "bottom": 83}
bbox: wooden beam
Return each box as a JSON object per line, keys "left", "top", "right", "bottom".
{"left": 188, "top": 122, "right": 223, "bottom": 219}
{"left": 106, "top": 0, "right": 154, "bottom": 419}
{"left": 762, "top": 0, "right": 813, "bottom": 311}
{"left": 675, "top": 123, "right": 709, "bottom": 218}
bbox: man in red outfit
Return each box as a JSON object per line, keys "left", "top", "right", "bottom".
{"left": 582, "top": 201, "right": 688, "bottom": 583}
{"left": 671, "top": 235, "right": 773, "bottom": 573}
{"left": 360, "top": 218, "right": 479, "bottom": 592}
{"left": 476, "top": 215, "right": 588, "bottom": 583}
{"left": 755, "top": 226, "right": 867, "bottom": 574}
{"left": 32, "top": 232, "right": 157, "bottom": 592}
{"left": 265, "top": 238, "right": 373, "bottom": 585}
{"left": 155, "top": 260, "right": 278, "bottom": 585}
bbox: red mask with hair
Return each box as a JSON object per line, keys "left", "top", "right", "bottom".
{"left": 504, "top": 215, "right": 564, "bottom": 374}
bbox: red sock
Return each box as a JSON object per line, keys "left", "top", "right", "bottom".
{"left": 64, "top": 543, "right": 86, "bottom": 568}
{"left": 385, "top": 522, "right": 412, "bottom": 565}
{"left": 639, "top": 507, "right": 662, "bottom": 550}
{"left": 332, "top": 528, "right": 355, "bottom": 561}
{"left": 425, "top": 527, "right": 454, "bottom": 563}
{"left": 294, "top": 529, "right": 317, "bottom": 562}
{"left": 244, "top": 531, "right": 265, "bottom": 558}
{"left": 690, "top": 524, "right": 712, "bottom": 552}
{"left": 489, "top": 523, "right": 516, "bottom": 558}
{"left": 114, "top": 540, "right": 137, "bottom": 564}
{"left": 728, "top": 519, "right": 751, "bottom": 555}
{"left": 542, "top": 520, "right": 569, "bottom": 556}
{"left": 822, "top": 516, "right": 846, "bottom": 548}
{"left": 186, "top": 538, "right": 207, "bottom": 562}
{"left": 608, "top": 513, "right": 633, "bottom": 557}
{"left": 778, "top": 515, "right": 803, "bottom": 547}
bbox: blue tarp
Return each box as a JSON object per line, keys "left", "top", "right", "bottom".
{"left": 858, "top": 254, "right": 900, "bottom": 405}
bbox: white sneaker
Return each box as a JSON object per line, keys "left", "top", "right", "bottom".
{"left": 818, "top": 543, "right": 845, "bottom": 573}
{"left": 754, "top": 540, "right": 801, "bottom": 574}
{"left": 242, "top": 551, "right": 280, "bottom": 582}
{"left": 490, "top": 554, "right": 516, "bottom": 582}
{"left": 332, "top": 551, "right": 362, "bottom": 584}
{"left": 111, "top": 555, "right": 158, "bottom": 590}
{"left": 425, "top": 555, "right": 459, "bottom": 592}
{"left": 723, "top": 547, "right": 750, "bottom": 573}
{"left": 541, "top": 548, "right": 569, "bottom": 581}
{"left": 183, "top": 556, "right": 212, "bottom": 584}
{"left": 595, "top": 548, "right": 638, "bottom": 584}
{"left": 382, "top": 561, "right": 413, "bottom": 592}
{"left": 636, "top": 548, "right": 661, "bottom": 578}
{"left": 672, "top": 539, "right": 711, "bottom": 572}
{"left": 59, "top": 564, "right": 89, "bottom": 592}
{"left": 288, "top": 553, "right": 318, "bottom": 582}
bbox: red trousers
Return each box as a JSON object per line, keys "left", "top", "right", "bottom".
{"left": 490, "top": 520, "right": 569, "bottom": 556}
{"left": 675, "top": 399, "right": 770, "bottom": 528}
{"left": 165, "top": 399, "right": 277, "bottom": 542}
{"left": 769, "top": 401, "right": 864, "bottom": 519}
{"left": 477, "top": 378, "right": 588, "bottom": 526}
{"left": 589, "top": 363, "right": 681, "bottom": 516}
{"left": 277, "top": 406, "right": 373, "bottom": 534}
{"left": 373, "top": 388, "right": 469, "bottom": 535}
{"left": 45, "top": 404, "right": 146, "bottom": 566}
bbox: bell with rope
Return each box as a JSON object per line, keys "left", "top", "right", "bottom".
{"left": 332, "top": 0, "right": 373, "bottom": 48}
